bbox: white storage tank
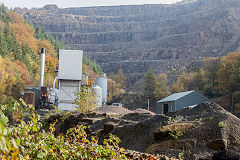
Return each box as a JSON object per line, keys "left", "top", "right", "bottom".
{"left": 94, "top": 76, "right": 107, "bottom": 105}
{"left": 82, "top": 74, "right": 88, "bottom": 85}
{"left": 93, "top": 85, "right": 102, "bottom": 107}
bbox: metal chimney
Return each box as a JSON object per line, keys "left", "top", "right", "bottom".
{"left": 40, "top": 48, "right": 45, "bottom": 87}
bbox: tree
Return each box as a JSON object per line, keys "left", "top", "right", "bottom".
{"left": 14, "top": 60, "right": 32, "bottom": 85}
{"left": 155, "top": 73, "right": 170, "bottom": 100}
{"left": 0, "top": 4, "right": 12, "bottom": 24}
{"left": 82, "top": 55, "right": 102, "bottom": 74}
{"left": 38, "top": 40, "right": 57, "bottom": 58}
{"left": 203, "top": 57, "right": 220, "bottom": 88}
{"left": 115, "top": 69, "right": 127, "bottom": 89}
{"left": 144, "top": 67, "right": 156, "bottom": 103}
{"left": 202, "top": 57, "right": 220, "bottom": 97}
{"left": 75, "top": 86, "right": 97, "bottom": 113}
{"left": 9, "top": 16, "right": 38, "bottom": 52}
{"left": 192, "top": 69, "right": 207, "bottom": 92}
{"left": 34, "top": 27, "right": 65, "bottom": 53}
{"left": 0, "top": 28, "right": 8, "bottom": 57}
{"left": 216, "top": 52, "right": 240, "bottom": 111}
{"left": 0, "top": 56, "right": 28, "bottom": 100}
{"left": 171, "top": 72, "right": 187, "bottom": 93}
{"left": 107, "top": 72, "right": 126, "bottom": 102}
{"left": 3, "top": 27, "right": 22, "bottom": 60}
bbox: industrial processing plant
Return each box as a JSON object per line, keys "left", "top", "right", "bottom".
{"left": 22, "top": 48, "right": 108, "bottom": 111}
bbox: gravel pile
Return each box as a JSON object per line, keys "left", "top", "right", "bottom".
{"left": 95, "top": 105, "right": 134, "bottom": 116}
{"left": 134, "top": 108, "right": 156, "bottom": 115}
{"left": 111, "top": 102, "right": 240, "bottom": 159}
{"left": 46, "top": 102, "right": 240, "bottom": 159}
{"left": 122, "top": 149, "right": 176, "bottom": 160}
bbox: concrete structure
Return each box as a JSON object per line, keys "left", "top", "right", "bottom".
{"left": 58, "top": 50, "right": 83, "bottom": 111}
{"left": 156, "top": 90, "right": 209, "bottom": 114}
{"left": 94, "top": 76, "right": 108, "bottom": 105}
{"left": 93, "top": 85, "right": 102, "bottom": 107}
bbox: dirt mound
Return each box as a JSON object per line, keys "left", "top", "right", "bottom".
{"left": 121, "top": 113, "right": 154, "bottom": 122}
{"left": 111, "top": 115, "right": 169, "bottom": 152}
{"left": 46, "top": 102, "right": 240, "bottom": 159}
{"left": 95, "top": 105, "right": 134, "bottom": 116}
{"left": 134, "top": 108, "right": 156, "bottom": 115}
{"left": 110, "top": 102, "right": 240, "bottom": 159}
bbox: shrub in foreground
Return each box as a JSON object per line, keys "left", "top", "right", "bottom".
{"left": 0, "top": 99, "right": 127, "bottom": 159}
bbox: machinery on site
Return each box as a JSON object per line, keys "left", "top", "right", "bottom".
{"left": 22, "top": 48, "right": 108, "bottom": 111}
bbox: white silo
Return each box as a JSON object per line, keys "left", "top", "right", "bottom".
{"left": 93, "top": 85, "right": 102, "bottom": 107}
{"left": 82, "top": 74, "right": 89, "bottom": 85}
{"left": 94, "top": 76, "right": 107, "bottom": 105}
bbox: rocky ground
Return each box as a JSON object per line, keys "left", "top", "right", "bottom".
{"left": 45, "top": 102, "right": 240, "bottom": 159}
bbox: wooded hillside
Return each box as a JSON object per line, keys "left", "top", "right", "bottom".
{"left": 0, "top": 5, "right": 102, "bottom": 104}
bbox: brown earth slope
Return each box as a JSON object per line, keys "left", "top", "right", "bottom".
{"left": 46, "top": 102, "right": 240, "bottom": 159}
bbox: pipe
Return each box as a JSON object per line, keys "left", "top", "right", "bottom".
{"left": 53, "top": 76, "right": 58, "bottom": 89}
{"left": 40, "top": 48, "right": 45, "bottom": 87}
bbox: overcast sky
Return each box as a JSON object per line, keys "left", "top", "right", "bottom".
{"left": 0, "top": 0, "right": 182, "bottom": 9}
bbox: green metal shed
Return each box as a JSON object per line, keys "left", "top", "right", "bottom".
{"left": 156, "top": 90, "right": 209, "bottom": 114}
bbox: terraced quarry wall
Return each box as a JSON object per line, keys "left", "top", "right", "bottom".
{"left": 17, "top": 0, "right": 240, "bottom": 86}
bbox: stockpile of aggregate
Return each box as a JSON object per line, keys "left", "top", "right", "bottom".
{"left": 96, "top": 105, "right": 134, "bottom": 116}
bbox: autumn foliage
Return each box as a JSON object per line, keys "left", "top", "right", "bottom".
{"left": 9, "top": 14, "right": 38, "bottom": 52}
{"left": 0, "top": 56, "right": 30, "bottom": 102}
{"left": 0, "top": 6, "right": 58, "bottom": 103}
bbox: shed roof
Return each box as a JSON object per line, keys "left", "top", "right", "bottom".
{"left": 58, "top": 50, "right": 83, "bottom": 80}
{"left": 157, "top": 90, "right": 194, "bottom": 103}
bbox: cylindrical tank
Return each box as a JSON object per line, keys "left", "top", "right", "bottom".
{"left": 82, "top": 74, "right": 89, "bottom": 85}
{"left": 94, "top": 76, "right": 107, "bottom": 105}
{"left": 93, "top": 85, "right": 102, "bottom": 107}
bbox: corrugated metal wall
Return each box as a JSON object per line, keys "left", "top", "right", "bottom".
{"left": 175, "top": 91, "right": 209, "bottom": 111}
{"left": 58, "top": 50, "right": 83, "bottom": 80}
{"left": 156, "top": 101, "right": 175, "bottom": 114}
{"left": 58, "top": 80, "right": 81, "bottom": 111}
{"left": 58, "top": 50, "right": 83, "bottom": 111}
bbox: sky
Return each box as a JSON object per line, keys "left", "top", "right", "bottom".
{"left": 0, "top": 0, "right": 182, "bottom": 9}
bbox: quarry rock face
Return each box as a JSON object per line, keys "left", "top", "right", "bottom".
{"left": 17, "top": 0, "right": 240, "bottom": 86}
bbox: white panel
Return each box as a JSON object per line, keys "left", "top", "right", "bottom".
{"left": 58, "top": 80, "right": 80, "bottom": 111}
{"left": 58, "top": 50, "right": 83, "bottom": 80}
{"left": 59, "top": 86, "right": 78, "bottom": 101}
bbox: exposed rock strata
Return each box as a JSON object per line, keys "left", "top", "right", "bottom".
{"left": 17, "top": 0, "right": 240, "bottom": 86}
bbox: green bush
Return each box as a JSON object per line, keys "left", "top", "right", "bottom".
{"left": 75, "top": 86, "right": 97, "bottom": 113}
{"left": 0, "top": 99, "right": 127, "bottom": 159}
